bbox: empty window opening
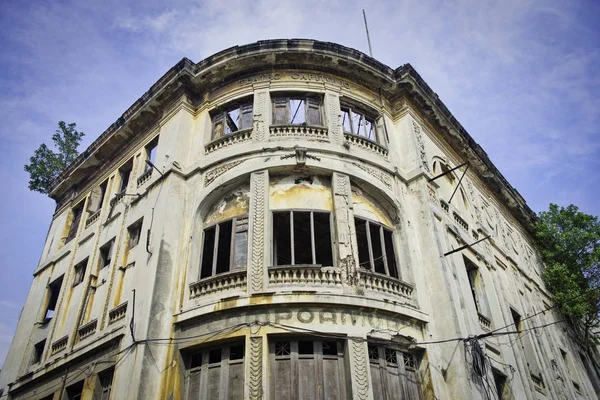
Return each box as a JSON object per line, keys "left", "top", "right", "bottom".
{"left": 44, "top": 275, "right": 63, "bottom": 321}
{"left": 272, "top": 95, "right": 322, "bottom": 126}
{"left": 185, "top": 342, "right": 245, "bottom": 400}
{"left": 200, "top": 217, "right": 248, "bottom": 279}
{"left": 118, "top": 159, "right": 133, "bottom": 193}
{"left": 66, "top": 202, "right": 84, "bottom": 243}
{"left": 355, "top": 218, "right": 398, "bottom": 278}
{"left": 270, "top": 339, "right": 347, "bottom": 400}
{"left": 368, "top": 344, "right": 421, "bottom": 400}
{"left": 31, "top": 339, "right": 46, "bottom": 365}
{"left": 73, "top": 258, "right": 88, "bottom": 286}
{"left": 341, "top": 106, "right": 378, "bottom": 142}
{"left": 464, "top": 257, "right": 481, "bottom": 313}
{"left": 212, "top": 101, "right": 253, "bottom": 138}
{"left": 273, "top": 211, "right": 333, "bottom": 267}
{"left": 66, "top": 380, "right": 84, "bottom": 400}
{"left": 145, "top": 137, "right": 159, "bottom": 170}
{"left": 128, "top": 219, "right": 143, "bottom": 249}
{"left": 511, "top": 308, "right": 522, "bottom": 333}
{"left": 98, "top": 367, "right": 114, "bottom": 400}
{"left": 99, "top": 240, "right": 114, "bottom": 269}
{"left": 492, "top": 369, "right": 507, "bottom": 399}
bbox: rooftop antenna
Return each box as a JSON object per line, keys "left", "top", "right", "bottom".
{"left": 362, "top": 9, "right": 373, "bottom": 58}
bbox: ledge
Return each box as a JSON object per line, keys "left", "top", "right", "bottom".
{"left": 344, "top": 133, "right": 388, "bottom": 157}
{"left": 269, "top": 125, "right": 328, "bottom": 140}
{"left": 358, "top": 270, "right": 414, "bottom": 302}
{"left": 189, "top": 270, "right": 247, "bottom": 298}
{"left": 205, "top": 129, "right": 252, "bottom": 155}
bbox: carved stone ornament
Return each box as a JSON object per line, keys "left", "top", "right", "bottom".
{"left": 412, "top": 120, "right": 430, "bottom": 173}
{"left": 248, "top": 336, "right": 263, "bottom": 399}
{"left": 280, "top": 147, "right": 321, "bottom": 166}
{"left": 204, "top": 160, "right": 245, "bottom": 186}
{"left": 254, "top": 91, "right": 268, "bottom": 141}
{"left": 353, "top": 163, "right": 393, "bottom": 190}
{"left": 351, "top": 340, "right": 370, "bottom": 400}
{"left": 250, "top": 172, "right": 267, "bottom": 292}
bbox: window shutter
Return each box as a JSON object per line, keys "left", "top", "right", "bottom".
{"left": 212, "top": 114, "right": 225, "bottom": 138}
{"left": 186, "top": 369, "right": 202, "bottom": 400}
{"left": 87, "top": 186, "right": 103, "bottom": 213}
{"left": 273, "top": 99, "right": 288, "bottom": 125}
{"left": 307, "top": 98, "right": 322, "bottom": 125}
{"left": 239, "top": 104, "right": 253, "bottom": 130}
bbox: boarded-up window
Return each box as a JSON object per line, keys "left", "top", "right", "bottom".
{"left": 355, "top": 218, "right": 398, "bottom": 278}
{"left": 200, "top": 217, "right": 248, "bottom": 279}
{"left": 368, "top": 344, "right": 421, "bottom": 400}
{"left": 271, "top": 95, "right": 323, "bottom": 126}
{"left": 185, "top": 343, "right": 244, "bottom": 400}
{"left": 270, "top": 339, "right": 347, "bottom": 400}
{"left": 273, "top": 211, "right": 333, "bottom": 267}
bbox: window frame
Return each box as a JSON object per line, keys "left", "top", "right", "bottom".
{"left": 43, "top": 275, "right": 64, "bottom": 322}
{"left": 271, "top": 94, "right": 324, "bottom": 126}
{"left": 65, "top": 202, "right": 84, "bottom": 243}
{"left": 31, "top": 339, "right": 46, "bottom": 365}
{"left": 271, "top": 210, "right": 334, "bottom": 267}
{"left": 354, "top": 217, "right": 399, "bottom": 279}
{"left": 340, "top": 104, "right": 379, "bottom": 143}
{"left": 367, "top": 343, "right": 421, "bottom": 400}
{"left": 144, "top": 136, "right": 159, "bottom": 172}
{"left": 127, "top": 219, "right": 143, "bottom": 249}
{"left": 118, "top": 159, "right": 133, "bottom": 194}
{"left": 73, "top": 258, "right": 88, "bottom": 287}
{"left": 199, "top": 215, "right": 249, "bottom": 280}
{"left": 99, "top": 239, "right": 115, "bottom": 269}
{"left": 211, "top": 100, "right": 253, "bottom": 139}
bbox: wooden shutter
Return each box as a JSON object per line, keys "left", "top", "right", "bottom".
{"left": 273, "top": 98, "right": 289, "bottom": 125}
{"left": 87, "top": 186, "right": 103, "bottom": 213}
{"left": 239, "top": 104, "right": 253, "bottom": 130}
{"left": 306, "top": 98, "right": 322, "bottom": 125}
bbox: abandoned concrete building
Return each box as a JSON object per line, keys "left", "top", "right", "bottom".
{"left": 1, "top": 39, "right": 599, "bottom": 400}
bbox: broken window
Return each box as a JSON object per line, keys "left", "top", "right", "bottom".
{"left": 73, "top": 258, "right": 88, "bottom": 286}
{"left": 66, "top": 380, "right": 84, "bottom": 400}
{"left": 118, "top": 159, "right": 133, "bottom": 193}
{"left": 43, "top": 275, "right": 63, "bottom": 321}
{"left": 273, "top": 211, "right": 333, "bottom": 267}
{"left": 31, "top": 339, "right": 46, "bottom": 365}
{"left": 65, "top": 202, "right": 84, "bottom": 243}
{"left": 492, "top": 369, "right": 508, "bottom": 399}
{"left": 99, "top": 239, "right": 115, "bottom": 269}
{"left": 355, "top": 218, "right": 398, "bottom": 278}
{"left": 200, "top": 216, "right": 248, "bottom": 279}
{"left": 341, "top": 105, "right": 378, "bottom": 142}
{"left": 463, "top": 256, "right": 492, "bottom": 321}
{"left": 212, "top": 101, "right": 253, "bottom": 138}
{"left": 270, "top": 339, "right": 347, "bottom": 400}
{"left": 128, "top": 218, "right": 143, "bottom": 249}
{"left": 272, "top": 95, "right": 322, "bottom": 126}
{"left": 185, "top": 342, "right": 245, "bottom": 400}
{"left": 368, "top": 344, "right": 421, "bottom": 400}
{"left": 87, "top": 179, "right": 108, "bottom": 214}
{"left": 144, "top": 136, "right": 159, "bottom": 171}
{"left": 97, "top": 367, "right": 114, "bottom": 400}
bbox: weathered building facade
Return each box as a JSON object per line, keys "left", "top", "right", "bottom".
{"left": 1, "top": 39, "right": 599, "bottom": 400}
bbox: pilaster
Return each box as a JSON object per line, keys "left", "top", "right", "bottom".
{"left": 248, "top": 170, "right": 269, "bottom": 294}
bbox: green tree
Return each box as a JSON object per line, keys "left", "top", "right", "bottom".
{"left": 536, "top": 203, "right": 600, "bottom": 344}
{"left": 24, "top": 121, "right": 84, "bottom": 195}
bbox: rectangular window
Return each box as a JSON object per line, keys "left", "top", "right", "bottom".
{"left": 145, "top": 137, "right": 159, "bottom": 170}
{"left": 66, "top": 202, "right": 84, "bottom": 243}
{"left": 492, "top": 369, "right": 507, "bottom": 399}
{"left": 128, "top": 219, "right": 143, "bottom": 249}
{"left": 200, "top": 217, "right": 248, "bottom": 279}
{"left": 66, "top": 380, "right": 84, "bottom": 400}
{"left": 212, "top": 102, "right": 253, "bottom": 138}
{"left": 355, "top": 218, "right": 398, "bottom": 278}
{"left": 273, "top": 211, "right": 333, "bottom": 267}
{"left": 87, "top": 180, "right": 108, "bottom": 214}
{"left": 119, "top": 159, "right": 133, "bottom": 193}
{"left": 73, "top": 258, "right": 88, "bottom": 286}
{"left": 272, "top": 95, "right": 323, "bottom": 126}
{"left": 270, "top": 339, "right": 347, "bottom": 400}
{"left": 99, "top": 240, "right": 114, "bottom": 269}
{"left": 341, "top": 105, "right": 378, "bottom": 142}
{"left": 185, "top": 342, "right": 245, "bottom": 400}
{"left": 31, "top": 339, "right": 46, "bottom": 365}
{"left": 98, "top": 367, "right": 114, "bottom": 400}
{"left": 44, "top": 275, "right": 63, "bottom": 321}
{"left": 368, "top": 344, "right": 421, "bottom": 400}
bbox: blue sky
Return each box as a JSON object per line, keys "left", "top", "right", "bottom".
{"left": 0, "top": 0, "right": 599, "bottom": 366}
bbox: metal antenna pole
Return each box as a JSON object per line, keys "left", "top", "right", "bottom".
{"left": 363, "top": 9, "right": 373, "bottom": 57}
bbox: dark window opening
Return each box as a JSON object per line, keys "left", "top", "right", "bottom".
{"left": 44, "top": 275, "right": 63, "bottom": 321}
{"left": 66, "top": 380, "right": 84, "bottom": 400}
{"left": 511, "top": 308, "right": 522, "bottom": 333}
{"left": 99, "top": 367, "right": 114, "bottom": 400}
{"left": 355, "top": 218, "right": 399, "bottom": 278}
{"left": 341, "top": 105, "right": 378, "bottom": 142}
{"left": 128, "top": 219, "right": 143, "bottom": 249}
{"left": 464, "top": 257, "right": 480, "bottom": 313}
{"left": 200, "top": 217, "right": 248, "bottom": 279}
{"left": 212, "top": 102, "right": 253, "bottom": 138}
{"left": 493, "top": 369, "right": 507, "bottom": 399}
{"left": 273, "top": 211, "right": 333, "bottom": 267}
{"left": 145, "top": 137, "right": 159, "bottom": 171}
{"left": 298, "top": 340, "right": 314, "bottom": 355}
{"left": 272, "top": 96, "right": 322, "bottom": 126}
{"left": 32, "top": 339, "right": 46, "bottom": 364}
{"left": 99, "top": 240, "right": 114, "bottom": 269}
{"left": 118, "top": 159, "right": 133, "bottom": 193}
{"left": 66, "top": 202, "right": 84, "bottom": 243}
{"left": 73, "top": 258, "right": 88, "bottom": 286}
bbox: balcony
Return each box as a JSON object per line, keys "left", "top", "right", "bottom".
{"left": 108, "top": 301, "right": 128, "bottom": 324}
{"left": 478, "top": 312, "right": 491, "bottom": 331}
{"left": 359, "top": 270, "right": 413, "bottom": 302}
{"left": 269, "top": 125, "right": 328, "bottom": 140}
{"left": 268, "top": 265, "right": 343, "bottom": 288}
{"left": 85, "top": 209, "right": 101, "bottom": 229}
{"left": 136, "top": 169, "right": 152, "bottom": 187}
{"left": 205, "top": 129, "right": 252, "bottom": 155}
{"left": 77, "top": 318, "right": 98, "bottom": 340}
{"left": 110, "top": 190, "right": 126, "bottom": 208}
{"left": 189, "top": 270, "right": 247, "bottom": 298}
{"left": 51, "top": 335, "right": 68, "bottom": 354}
{"left": 344, "top": 133, "right": 388, "bottom": 157}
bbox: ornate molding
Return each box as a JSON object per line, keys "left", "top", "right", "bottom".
{"left": 204, "top": 160, "right": 245, "bottom": 186}
{"left": 327, "top": 93, "right": 342, "bottom": 144}
{"left": 351, "top": 340, "right": 369, "bottom": 400}
{"left": 254, "top": 91, "right": 268, "bottom": 141}
{"left": 412, "top": 120, "right": 430, "bottom": 173}
{"left": 248, "top": 336, "right": 263, "bottom": 399}
{"left": 353, "top": 163, "right": 393, "bottom": 190}
{"left": 250, "top": 172, "right": 266, "bottom": 292}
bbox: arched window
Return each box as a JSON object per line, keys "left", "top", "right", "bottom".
{"left": 199, "top": 185, "right": 249, "bottom": 279}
